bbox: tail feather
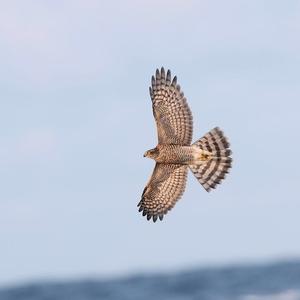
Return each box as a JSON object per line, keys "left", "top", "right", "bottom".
{"left": 189, "top": 127, "right": 232, "bottom": 192}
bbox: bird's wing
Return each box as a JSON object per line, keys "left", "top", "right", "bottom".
{"left": 150, "top": 67, "right": 193, "bottom": 145}
{"left": 138, "top": 163, "right": 188, "bottom": 222}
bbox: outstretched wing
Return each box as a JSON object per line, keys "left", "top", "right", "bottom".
{"left": 150, "top": 67, "right": 193, "bottom": 145}
{"left": 138, "top": 164, "right": 188, "bottom": 222}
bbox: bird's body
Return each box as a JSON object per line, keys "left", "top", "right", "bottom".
{"left": 145, "top": 145, "right": 195, "bottom": 164}
{"left": 139, "top": 68, "right": 232, "bottom": 222}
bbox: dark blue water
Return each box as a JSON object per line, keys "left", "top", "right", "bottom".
{"left": 1, "top": 260, "right": 300, "bottom": 300}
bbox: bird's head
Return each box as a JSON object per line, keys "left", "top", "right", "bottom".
{"left": 143, "top": 147, "right": 159, "bottom": 159}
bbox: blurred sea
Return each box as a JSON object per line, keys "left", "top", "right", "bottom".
{"left": 1, "top": 260, "right": 300, "bottom": 300}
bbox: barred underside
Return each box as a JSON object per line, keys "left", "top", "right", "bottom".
{"left": 138, "top": 164, "right": 188, "bottom": 222}
{"left": 189, "top": 127, "right": 232, "bottom": 192}
{"left": 150, "top": 67, "right": 193, "bottom": 145}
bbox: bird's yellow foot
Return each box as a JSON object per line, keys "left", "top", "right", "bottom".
{"left": 199, "top": 152, "right": 212, "bottom": 161}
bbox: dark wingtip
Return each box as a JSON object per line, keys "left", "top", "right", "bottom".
{"left": 225, "top": 149, "right": 232, "bottom": 156}
{"left": 171, "top": 76, "right": 177, "bottom": 86}
{"left": 166, "top": 70, "right": 171, "bottom": 85}
{"left": 160, "top": 67, "right": 165, "bottom": 81}
{"left": 149, "top": 86, "right": 154, "bottom": 98}
{"left": 139, "top": 211, "right": 165, "bottom": 222}
{"left": 156, "top": 68, "right": 160, "bottom": 78}
{"left": 151, "top": 75, "right": 155, "bottom": 86}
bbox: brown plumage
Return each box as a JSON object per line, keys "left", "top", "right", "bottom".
{"left": 138, "top": 68, "right": 232, "bottom": 222}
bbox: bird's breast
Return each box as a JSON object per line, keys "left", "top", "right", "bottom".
{"left": 155, "top": 145, "right": 194, "bottom": 164}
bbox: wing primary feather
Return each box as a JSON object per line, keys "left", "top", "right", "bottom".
{"left": 161, "top": 67, "right": 165, "bottom": 85}
{"left": 149, "top": 87, "right": 153, "bottom": 98}
{"left": 156, "top": 69, "right": 161, "bottom": 87}
{"left": 151, "top": 76, "right": 156, "bottom": 91}
{"left": 156, "top": 68, "right": 160, "bottom": 79}
{"left": 171, "top": 76, "right": 177, "bottom": 87}
{"left": 166, "top": 70, "right": 171, "bottom": 85}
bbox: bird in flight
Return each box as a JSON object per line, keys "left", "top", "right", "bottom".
{"left": 138, "top": 68, "right": 232, "bottom": 222}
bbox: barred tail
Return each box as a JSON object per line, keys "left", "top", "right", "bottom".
{"left": 189, "top": 127, "right": 232, "bottom": 192}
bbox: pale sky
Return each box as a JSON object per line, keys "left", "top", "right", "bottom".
{"left": 1, "top": 0, "right": 300, "bottom": 286}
